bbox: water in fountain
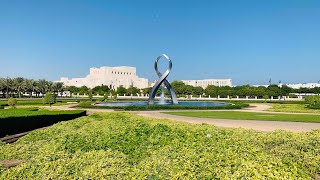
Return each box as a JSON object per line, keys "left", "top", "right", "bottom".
{"left": 158, "top": 84, "right": 166, "bottom": 104}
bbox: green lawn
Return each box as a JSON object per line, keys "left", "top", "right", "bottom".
{"left": 267, "top": 103, "right": 320, "bottom": 113}
{"left": 164, "top": 111, "right": 320, "bottom": 123}
{"left": 1, "top": 112, "right": 319, "bottom": 179}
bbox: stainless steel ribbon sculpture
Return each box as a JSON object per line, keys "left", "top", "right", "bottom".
{"left": 148, "top": 54, "right": 178, "bottom": 105}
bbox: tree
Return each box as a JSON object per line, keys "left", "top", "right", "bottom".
{"left": 52, "top": 82, "right": 64, "bottom": 96}
{"left": 313, "top": 87, "right": 320, "bottom": 95}
{"left": 65, "top": 86, "right": 80, "bottom": 97}
{"left": 171, "top": 81, "right": 187, "bottom": 96}
{"left": 192, "top": 86, "right": 205, "bottom": 96}
{"left": 8, "top": 98, "right": 17, "bottom": 108}
{"left": 205, "top": 85, "right": 219, "bottom": 97}
{"left": 116, "top": 86, "right": 127, "bottom": 96}
{"left": 281, "top": 85, "right": 293, "bottom": 96}
{"left": 257, "top": 86, "right": 267, "bottom": 97}
{"left": 13, "top": 77, "right": 25, "bottom": 98}
{"left": 184, "top": 85, "right": 194, "bottom": 95}
{"left": 4, "top": 77, "right": 13, "bottom": 98}
{"left": 127, "top": 85, "right": 140, "bottom": 96}
{"left": 38, "top": 79, "right": 49, "bottom": 96}
{"left": 24, "top": 79, "right": 37, "bottom": 98}
{"left": 43, "top": 93, "right": 56, "bottom": 107}
{"left": 305, "top": 95, "right": 320, "bottom": 106}
{"left": 263, "top": 95, "right": 269, "bottom": 102}
{"left": 267, "top": 84, "right": 282, "bottom": 97}
{"left": 103, "top": 93, "right": 109, "bottom": 100}
{"left": 92, "top": 85, "right": 110, "bottom": 96}
{"left": 109, "top": 89, "right": 117, "bottom": 97}
{"left": 87, "top": 91, "right": 93, "bottom": 100}
{"left": 79, "top": 86, "right": 89, "bottom": 95}
{"left": 141, "top": 87, "right": 152, "bottom": 96}
{"left": 0, "top": 79, "right": 5, "bottom": 98}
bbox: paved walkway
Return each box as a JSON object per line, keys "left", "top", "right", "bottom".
{"left": 50, "top": 103, "right": 320, "bottom": 132}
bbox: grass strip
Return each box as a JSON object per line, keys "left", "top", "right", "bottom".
{"left": 164, "top": 111, "right": 320, "bottom": 123}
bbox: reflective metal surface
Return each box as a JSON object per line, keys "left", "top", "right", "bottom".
{"left": 148, "top": 54, "right": 178, "bottom": 105}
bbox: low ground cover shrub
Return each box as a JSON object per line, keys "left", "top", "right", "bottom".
{"left": 0, "top": 108, "right": 86, "bottom": 137}
{"left": 0, "top": 112, "right": 319, "bottom": 179}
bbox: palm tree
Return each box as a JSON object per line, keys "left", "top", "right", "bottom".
{"left": 4, "top": 77, "right": 13, "bottom": 98}
{"left": 24, "top": 79, "right": 37, "bottom": 98}
{"left": 37, "top": 79, "right": 48, "bottom": 96}
{"left": 52, "top": 82, "right": 64, "bottom": 97}
{"left": 65, "top": 86, "right": 79, "bottom": 97}
{"left": 0, "top": 77, "right": 67, "bottom": 98}
{"left": 13, "top": 77, "right": 25, "bottom": 98}
{"left": 46, "top": 81, "right": 53, "bottom": 93}
{"left": 33, "top": 80, "right": 41, "bottom": 97}
{"left": 0, "top": 78, "right": 5, "bottom": 98}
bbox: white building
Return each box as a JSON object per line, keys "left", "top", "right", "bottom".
{"left": 252, "top": 83, "right": 320, "bottom": 89}
{"left": 58, "top": 66, "right": 148, "bottom": 89}
{"left": 283, "top": 83, "right": 320, "bottom": 89}
{"left": 181, "top": 79, "right": 232, "bottom": 88}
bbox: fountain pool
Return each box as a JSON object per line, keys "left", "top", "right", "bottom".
{"left": 94, "top": 101, "right": 228, "bottom": 107}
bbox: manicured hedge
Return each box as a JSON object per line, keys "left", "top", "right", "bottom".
{"left": 0, "top": 99, "right": 82, "bottom": 107}
{"left": 217, "top": 100, "right": 305, "bottom": 104}
{"left": 0, "top": 108, "right": 86, "bottom": 137}
{"left": 76, "top": 102, "right": 249, "bottom": 111}
{"left": 308, "top": 105, "right": 320, "bottom": 109}
{"left": 265, "top": 100, "right": 305, "bottom": 104}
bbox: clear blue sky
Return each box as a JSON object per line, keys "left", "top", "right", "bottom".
{"left": 1, "top": 0, "right": 320, "bottom": 85}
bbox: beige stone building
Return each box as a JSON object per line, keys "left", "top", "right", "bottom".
{"left": 58, "top": 66, "right": 148, "bottom": 89}
{"left": 181, "top": 79, "right": 232, "bottom": 88}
